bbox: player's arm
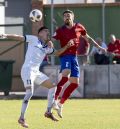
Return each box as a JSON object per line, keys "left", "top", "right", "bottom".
{"left": 50, "top": 37, "right": 57, "bottom": 43}
{"left": 83, "top": 34, "right": 106, "bottom": 53}
{"left": 85, "top": 41, "right": 90, "bottom": 55}
{"left": 53, "top": 45, "right": 68, "bottom": 56}
{"left": 54, "top": 39, "right": 74, "bottom": 56}
{"left": 0, "top": 34, "right": 25, "bottom": 41}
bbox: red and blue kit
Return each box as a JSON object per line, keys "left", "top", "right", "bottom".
{"left": 53, "top": 23, "right": 86, "bottom": 56}
{"left": 53, "top": 23, "right": 87, "bottom": 77}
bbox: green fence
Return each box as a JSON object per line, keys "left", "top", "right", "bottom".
{"left": 43, "top": 3, "right": 120, "bottom": 45}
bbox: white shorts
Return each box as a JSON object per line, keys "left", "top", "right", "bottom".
{"left": 21, "top": 67, "right": 49, "bottom": 88}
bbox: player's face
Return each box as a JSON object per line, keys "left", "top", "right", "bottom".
{"left": 38, "top": 29, "right": 50, "bottom": 42}
{"left": 63, "top": 13, "right": 74, "bottom": 26}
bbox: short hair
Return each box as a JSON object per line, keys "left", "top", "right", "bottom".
{"left": 63, "top": 9, "right": 74, "bottom": 15}
{"left": 38, "top": 26, "right": 48, "bottom": 34}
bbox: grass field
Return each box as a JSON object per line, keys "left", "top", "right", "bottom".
{"left": 0, "top": 99, "right": 120, "bottom": 129}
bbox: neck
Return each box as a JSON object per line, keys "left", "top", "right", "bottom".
{"left": 39, "top": 38, "right": 44, "bottom": 42}
{"left": 39, "top": 35, "right": 47, "bottom": 42}
{"left": 39, "top": 38, "right": 47, "bottom": 45}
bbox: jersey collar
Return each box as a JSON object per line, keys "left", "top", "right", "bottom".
{"left": 63, "top": 23, "right": 76, "bottom": 29}
{"left": 38, "top": 39, "right": 48, "bottom": 48}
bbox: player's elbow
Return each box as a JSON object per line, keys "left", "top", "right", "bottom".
{"left": 54, "top": 51, "right": 61, "bottom": 56}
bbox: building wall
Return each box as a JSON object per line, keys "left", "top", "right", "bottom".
{"left": 83, "top": 65, "right": 120, "bottom": 98}
{"left": 0, "top": 0, "right": 44, "bottom": 92}
{"left": 44, "top": 0, "right": 115, "bottom": 4}
{"left": 87, "top": 0, "right": 115, "bottom": 3}
{"left": 0, "top": 40, "right": 25, "bottom": 91}
{"left": 5, "top": 0, "right": 32, "bottom": 34}
{"left": 33, "top": 65, "right": 120, "bottom": 98}
{"left": 5, "top": 0, "right": 31, "bottom": 24}
{"left": 0, "top": 0, "right": 5, "bottom": 34}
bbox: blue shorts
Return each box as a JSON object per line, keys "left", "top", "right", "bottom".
{"left": 60, "top": 55, "right": 80, "bottom": 77}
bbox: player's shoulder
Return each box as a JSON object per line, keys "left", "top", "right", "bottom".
{"left": 75, "top": 22, "right": 85, "bottom": 28}
{"left": 116, "top": 39, "right": 120, "bottom": 43}
{"left": 25, "top": 35, "right": 38, "bottom": 43}
{"left": 57, "top": 25, "right": 66, "bottom": 31}
{"left": 25, "top": 35, "right": 38, "bottom": 39}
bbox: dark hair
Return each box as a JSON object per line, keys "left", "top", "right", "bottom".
{"left": 38, "top": 26, "right": 48, "bottom": 34}
{"left": 63, "top": 10, "right": 74, "bottom": 15}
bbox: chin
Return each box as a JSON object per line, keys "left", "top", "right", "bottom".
{"left": 65, "top": 22, "right": 71, "bottom": 26}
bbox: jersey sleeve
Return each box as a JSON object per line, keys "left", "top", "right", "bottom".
{"left": 78, "top": 23, "right": 87, "bottom": 36}
{"left": 45, "top": 47, "right": 54, "bottom": 54}
{"left": 52, "top": 28, "right": 61, "bottom": 40}
{"left": 25, "top": 35, "right": 38, "bottom": 43}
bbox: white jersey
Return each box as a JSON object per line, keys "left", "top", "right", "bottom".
{"left": 21, "top": 35, "right": 54, "bottom": 87}
{"left": 22, "top": 35, "right": 54, "bottom": 71}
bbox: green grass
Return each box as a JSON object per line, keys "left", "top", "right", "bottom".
{"left": 0, "top": 99, "right": 120, "bottom": 129}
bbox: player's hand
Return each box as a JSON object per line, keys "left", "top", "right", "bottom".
{"left": 0, "top": 34, "right": 7, "bottom": 39}
{"left": 100, "top": 47, "right": 107, "bottom": 54}
{"left": 47, "top": 40, "right": 54, "bottom": 48}
{"left": 0, "top": 34, "right": 4, "bottom": 38}
{"left": 67, "top": 39, "right": 75, "bottom": 48}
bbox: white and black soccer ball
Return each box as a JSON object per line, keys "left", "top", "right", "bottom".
{"left": 29, "top": 9, "right": 43, "bottom": 22}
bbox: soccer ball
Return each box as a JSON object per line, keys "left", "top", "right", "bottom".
{"left": 29, "top": 9, "right": 43, "bottom": 22}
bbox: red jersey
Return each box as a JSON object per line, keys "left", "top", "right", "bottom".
{"left": 77, "top": 37, "right": 90, "bottom": 55}
{"left": 53, "top": 23, "right": 87, "bottom": 56}
{"left": 107, "top": 39, "right": 120, "bottom": 58}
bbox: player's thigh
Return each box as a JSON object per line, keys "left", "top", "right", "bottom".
{"left": 70, "top": 56, "right": 80, "bottom": 78}
{"left": 34, "top": 72, "right": 49, "bottom": 86}
{"left": 60, "top": 55, "right": 71, "bottom": 76}
{"left": 21, "top": 69, "right": 34, "bottom": 90}
{"left": 61, "top": 69, "right": 71, "bottom": 77}
{"left": 41, "top": 79, "right": 55, "bottom": 89}
{"left": 69, "top": 77, "right": 79, "bottom": 84}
